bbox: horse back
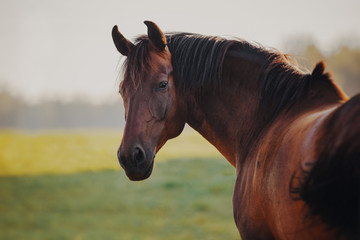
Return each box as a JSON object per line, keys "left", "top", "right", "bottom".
{"left": 233, "top": 103, "right": 349, "bottom": 239}
{"left": 294, "top": 93, "right": 360, "bottom": 239}
{"left": 265, "top": 95, "right": 359, "bottom": 239}
{"left": 264, "top": 106, "right": 338, "bottom": 239}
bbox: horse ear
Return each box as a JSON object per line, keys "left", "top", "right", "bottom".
{"left": 112, "top": 25, "right": 135, "bottom": 56}
{"left": 312, "top": 61, "right": 326, "bottom": 78}
{"left": 144, "top": 21, "right": 167, "bottom": 51}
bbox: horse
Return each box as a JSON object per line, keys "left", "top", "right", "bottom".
{"left": 111, "top": 21, "right": 360, "bottom": 239}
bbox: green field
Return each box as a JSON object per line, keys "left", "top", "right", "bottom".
{"left": 0, "top": 130, "right": 239, "bottom": 240}
{"left": 0, "top": 129, "right": 222, "bottom": 176}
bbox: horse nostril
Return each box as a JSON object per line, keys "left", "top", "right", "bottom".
{"left": 132, "top": 147, "right": 145, "bottom": 165}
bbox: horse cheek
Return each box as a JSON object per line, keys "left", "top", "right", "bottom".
{"left": 149, "top": 94, "right": 169, "bottom": 120}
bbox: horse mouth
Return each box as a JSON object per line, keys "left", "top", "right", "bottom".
{"left": 126, "top": 159, "right": 154, "bottom": 181}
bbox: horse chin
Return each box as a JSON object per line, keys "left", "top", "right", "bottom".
{"left": 125, "top": 159, "right": 154, "bottom": 181}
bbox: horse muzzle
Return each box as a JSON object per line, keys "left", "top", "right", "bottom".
{"left": 117, "top": 146, "right": 154, "bottom": 181}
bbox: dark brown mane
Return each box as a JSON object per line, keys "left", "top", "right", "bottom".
{"left": 122, "top": 33, "right": 334, "bottom": 119}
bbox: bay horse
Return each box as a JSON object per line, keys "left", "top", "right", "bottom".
{"left": 111, "top": 21, "right": 360, "bottom": 239}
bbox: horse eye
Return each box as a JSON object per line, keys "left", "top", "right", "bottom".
{"left": 158, "top": 81, "right": 168, "bottom": 90}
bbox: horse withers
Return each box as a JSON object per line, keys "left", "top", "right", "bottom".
{"left": 111, "top": 21, "right": 360, "bottom": 239}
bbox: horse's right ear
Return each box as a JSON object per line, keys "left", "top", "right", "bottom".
{"left": 112, "top": 25, "right": 135, "bottom": 56}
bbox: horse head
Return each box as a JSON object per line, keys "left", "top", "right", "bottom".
{"left": 112, "top": 21, "right": 185, "bottom": 181}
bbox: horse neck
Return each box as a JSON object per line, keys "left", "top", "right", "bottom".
{"left": 178, "top": 53, "right": 347, "bottom": 168}
{"left": 178, "top": 54, "right": 264, "bottom": 167}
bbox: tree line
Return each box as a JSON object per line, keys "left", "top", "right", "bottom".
{"left": 0, "top": 93, "right": 125, "bottom": 129}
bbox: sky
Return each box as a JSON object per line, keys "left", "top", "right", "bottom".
{"left": 0, "top": 0, "right": 359, "bottom": 103}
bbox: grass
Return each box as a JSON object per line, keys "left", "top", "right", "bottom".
{"left": 0, "top": 159, "right": 239, "bottom": 240}
{"left": 0, "top": 128, "right": 221, "bottom": 176}
{"left": 0, "top": 129, "right": 239, "bottom": 239}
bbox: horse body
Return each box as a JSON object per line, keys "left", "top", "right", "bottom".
{"left": 111, "top": 21, "right": 359, "bottom": 239}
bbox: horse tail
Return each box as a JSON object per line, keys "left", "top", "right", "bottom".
{"left": 297, "top": 93, "right": 360, "bottom": 238}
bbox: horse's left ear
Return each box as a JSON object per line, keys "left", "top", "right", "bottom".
{"left": 144, "top": 21, "right": 167, "bottom": 51}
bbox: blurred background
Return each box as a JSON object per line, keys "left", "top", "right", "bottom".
{"left": 0, "top": 0, "right": 359, "bottom": 239}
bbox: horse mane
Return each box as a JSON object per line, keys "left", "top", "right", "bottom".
{"left": 166, "top": 33, "right": 238, "bottom": 93}
{"left": 123, "top": 33, "right": 336, "bottom": 119}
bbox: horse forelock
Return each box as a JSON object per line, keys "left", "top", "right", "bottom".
{"left": 121, "top": 37, "right": 151, "bottom": 95}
